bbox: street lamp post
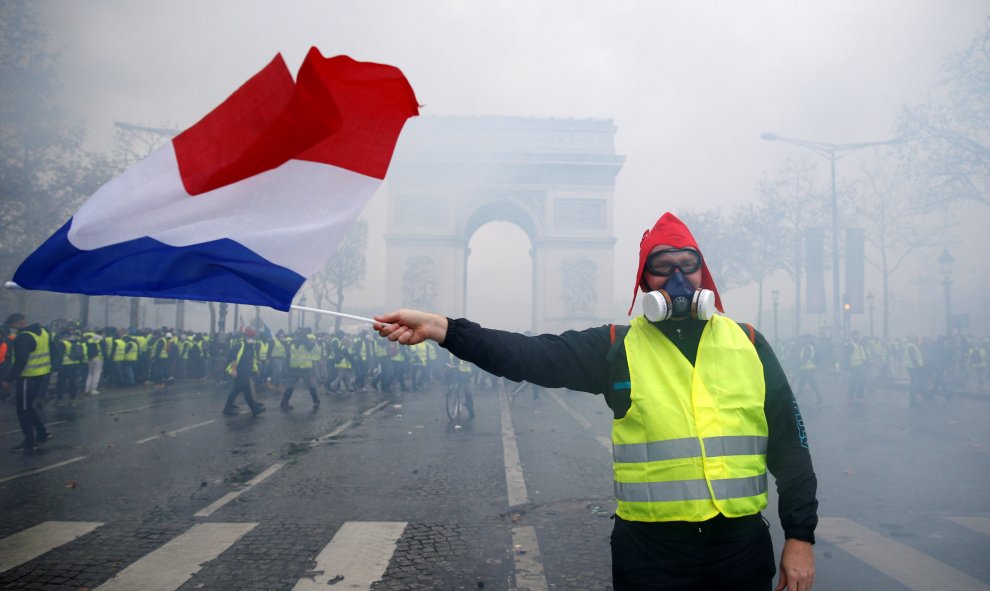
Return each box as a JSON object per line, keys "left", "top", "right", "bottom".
{"left": 938, "top": 247, "right": 954, "bottom": 337}
{"left": 867, "top": 291, "right": 875, "bottom": 339}
{"left": 761, "top": 132, "right": 901, "bottom": 342}
{"left": 771, "top": 290, "right": 780, "bottom": 343}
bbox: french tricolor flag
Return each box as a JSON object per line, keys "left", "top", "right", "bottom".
{"left": 13, "top": 47, "right": 418, "bottom": 311}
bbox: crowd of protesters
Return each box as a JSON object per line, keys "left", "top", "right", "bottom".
{"left": 0, "top": 312, "right": 461, "bottom": 432}
{"left": 774, "top": 331, "right": 989, "bottom": 408}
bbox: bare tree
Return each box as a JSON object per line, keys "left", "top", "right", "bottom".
{"left": 896, "top": 19, "right": 990, "bottom": 210}
{"left": 307, "top": 221, "right": 368, "bottom": 333}
{"left": 733, "top": 202, "right": 787, "bottom": 329}
{"left": 848, "top": 155, "right": 953, "bottom": 339}
{"left": 677, "top": 208, "right": 749, "bottom": 292}
{"left": 0, "top": 2, "right": 116, "bottom": 315}
{"left": 755, "top": 157, "right": 827, "bottom": 338}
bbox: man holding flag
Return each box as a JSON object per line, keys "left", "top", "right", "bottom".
{"left": 375, "top": 213, "right": 818, "bottom": 591}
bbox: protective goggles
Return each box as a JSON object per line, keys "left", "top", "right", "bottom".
{"left": 645, "top": 248, "right": 703, "bottom": 277}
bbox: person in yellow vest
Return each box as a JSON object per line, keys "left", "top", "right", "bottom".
{"left": 268, "top": 330, "right": 288, "bottom": 389}
{"left": 223, "top": 327, "right": 266, "bottom": 416}
{"left": 122, "top": 334, "right": 139, "bottom": 386}
{"left": 905, "top": 337, "right": 926, "bottom": 408}
{"left": 794, "top": 334, "right": 823, "bottom": 405}
{"left": 150, "top": 330, "right": 171, "bottom": 388}
{"left": 2, "top": 313, "right": 54, "bottom": 453}
{"left": 83, "top": 330, "right": 106, "bottom": 395}
{"left": 374, "top": 212, "right": 818, "bottom": 591}
{"left": 280, "top": 327, "right": 321, "bottom": 410}
{"left": 54, "top": 329, "right": 85, "bottom": 404}
{"left": 844, "top": 333, "right": 868, "bottom": 402}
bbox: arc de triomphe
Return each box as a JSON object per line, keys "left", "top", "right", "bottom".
{"left": 384, "top": 116, "right": 624, "bottom": 333}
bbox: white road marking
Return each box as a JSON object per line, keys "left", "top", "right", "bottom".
{"left": 106, "top": 402, "right": 167, "bottom": 415}
{"left": 512, "top": 525, "right": 548, "bottom": 591}
{"left": 311, "top": 400, "right": 389, "bottom": 447}
{"left": 0, "top": 521, "right": 103, "bottom": 573}
{"left": 0, "top": 456, "right": 87, "bottom": 485}
{"left": 2, "top": 421, "right": 66, "bottom": 436}
{"left": 547, "top": 389, "right": 611, "bottom": 452}
{"left": 946, "top": 515, "right": 990, "bottom": 538}
{"left": 291, "top": 521, "right": 406, "bottom": 591}
{"left": 499, "top": 388, "right": 529, "bottom": 507}
{"left": 817, "top": 517, "right": 990, "bottom": 591}
{"left": 194, "top": 462, "right": 286, "bottom": 518}
{"left": 136, "top": 419, "right": 216, "bottom": 444}
{"left": 94, "top": 522, "right": 257, "bottom": 591}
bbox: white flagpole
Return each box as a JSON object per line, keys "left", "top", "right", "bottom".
{"left": 5, "top": 282, "right": 381, "bottom": 326}
{"left": 289, "top": 305, "right": 379, "bottom": 325}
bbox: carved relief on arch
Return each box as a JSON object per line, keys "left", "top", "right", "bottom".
{"left": 402, "top": 255, "right": 438, "bottom": 310}
{"left": 560, "top": 256, "right": 597, "bottom": 314}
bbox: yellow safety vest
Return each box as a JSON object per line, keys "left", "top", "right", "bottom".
{"left": 227, "top": 341, "right": 259, "bottom": 376}
{"left": 613, "top": 315, "right": 768, "bottom": 522}
{"left": 848, "top": 341, "right": 866, "bottom": 367}
{"left": 112, "top": 338, "right": 127, "bottom": 362}
{"left": 271, "top": 339, "right": 286, "bottom": 359}
{"left": 21, "top": 328, "right": 52, "bottom": 377}
{"left": 290, "top": 342, "right": 317, "bottom": 369}
{"left": 905, "top": 342, "right": 923, "bottom": 369}
{"left": 124, "top": 340, "right": 139, "bottom": 362}
{"left": 61, "top": 339, "right": 81, "bottom": 366}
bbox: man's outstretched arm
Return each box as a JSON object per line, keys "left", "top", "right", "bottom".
{"left": 374, "top": 309, "right": 449, "bottom": 346}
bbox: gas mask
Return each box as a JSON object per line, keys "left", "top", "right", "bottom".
{"left": 642, "top": 270, "right": 717, "bottom": 322}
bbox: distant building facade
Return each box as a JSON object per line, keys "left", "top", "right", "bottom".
{"left": 384, "top": 116, "right": 624, "bottom": 333}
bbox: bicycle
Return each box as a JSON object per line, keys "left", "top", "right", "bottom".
{"left": 445, "top": 376, "right": 462, "bottom": 420}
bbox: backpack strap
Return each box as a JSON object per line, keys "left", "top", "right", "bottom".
{"left": 742, "top": 322, "right": 756, "bottom": 345}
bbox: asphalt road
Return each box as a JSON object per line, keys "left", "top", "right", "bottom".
{"left": 0, "top": 373, "right": 988, "bottom": 590}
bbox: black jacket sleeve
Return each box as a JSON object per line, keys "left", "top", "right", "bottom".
{"left": 753, "top": 328, "right": 819, "bottom": 544}
{"left": 440, "top": 318, "right": 613, "bottom": 394}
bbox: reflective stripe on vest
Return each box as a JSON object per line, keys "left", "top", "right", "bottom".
{"left": 22, "top": 329, "right": 52, "bottom": 377}
{"left": 613, "top": 315, "right": 767, "bottom": 522}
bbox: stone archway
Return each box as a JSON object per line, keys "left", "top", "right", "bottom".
{"left": 384, "top": 116, "right": 624, "bottom": 333}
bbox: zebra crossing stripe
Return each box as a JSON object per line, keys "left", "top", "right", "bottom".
{"left": 817, "top": 517, "right": 990, "bottom": 591}
{"left": 499, "top": 388, "right": 528, "bottom": 507}
{"left": 0, "top": 521, "right": 103, "bottom": 573}
{"left": 194, "top": 462, "right": 286, "bottom": 518}
{"left": 512, "top": 525, "right": 548, "bottom": 591}
{"left": 291, "top": 521, "right": 406, "bottom": 591}
{"left": 946, "top": 516, "right": 990, "bottom": 538}
{"left": 94, "top": 522, "right": 257, "bottom": 591}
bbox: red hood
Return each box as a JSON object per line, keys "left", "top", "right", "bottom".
{"left": 627, "top": 212, "right": 723, "bottom": 315}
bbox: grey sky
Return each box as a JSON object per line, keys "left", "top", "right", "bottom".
{"left": 35, "top": 1, "right": 990, "bottom": 334}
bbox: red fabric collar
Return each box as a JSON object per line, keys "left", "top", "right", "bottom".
{"left": 627, "top": 212, "right": 723, "bottom": 315}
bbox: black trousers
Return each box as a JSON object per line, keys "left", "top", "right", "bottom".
{"left": 225, "top": 377, "right": 261, "bottom": 412}
{"left": 15, "top": 375, "right": 51, "bottom": 445}
{"left": 611, "top": 514, "right": 775, "bottom": 591}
